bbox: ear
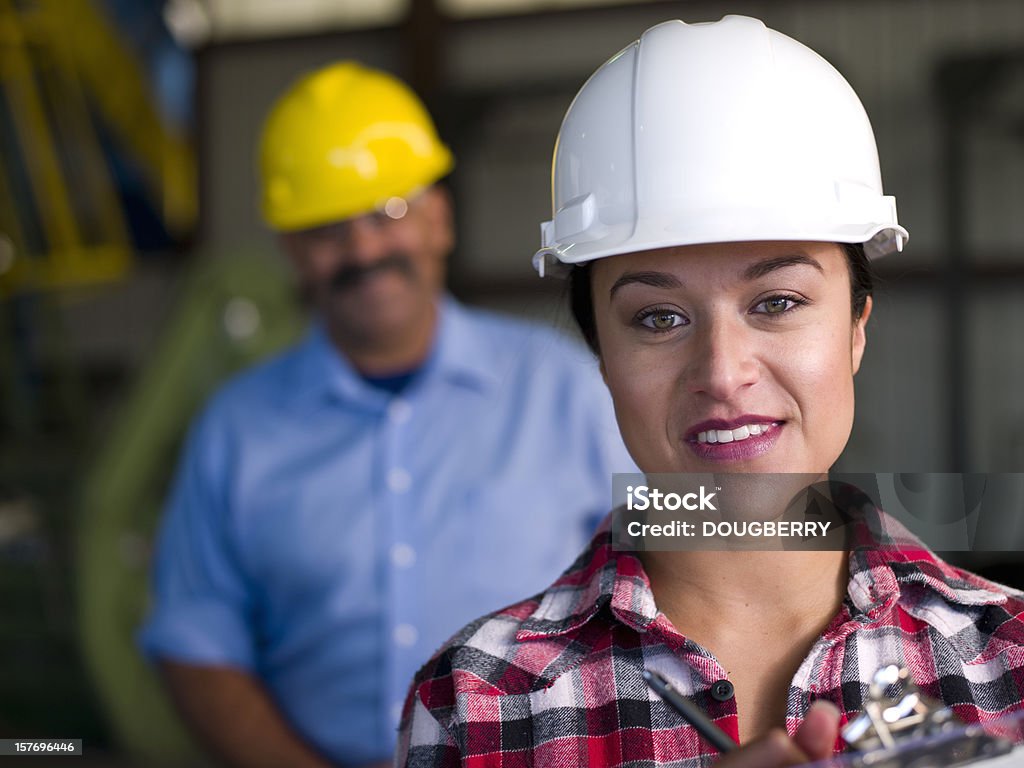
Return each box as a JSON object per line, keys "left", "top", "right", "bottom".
{"left": 278, "top": 232, "right": 304, "bottom": 268}
{"left": 851, "top": 295, "right": 872, "bottom": 375}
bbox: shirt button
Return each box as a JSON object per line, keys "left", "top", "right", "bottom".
{"left": 390, "top": 543, "right": 416, "bottom": 568}
{"left": 393, "top": 623, "right": 418, "bottom": 647}
{"left": 388, "top": 399, "right": 412, "bottom": 425}
{"left": 388, "top": 468, "right": 411, "bottom": 493}
{"left": 710, "top": 680, "right": 735, "bottom": 701}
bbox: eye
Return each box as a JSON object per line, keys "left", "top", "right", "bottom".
{"left": 368, "top": 210, "right": 393, "bottom": 227}
{"left": 752, "top": 295, "right": 807, "bottom": 315}
{"left": 637, "top": 308, "right": 686, "bottom": 331}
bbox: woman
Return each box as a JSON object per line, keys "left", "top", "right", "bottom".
{"left": 397, "top": 16, "right": 1024, "bottom": 767}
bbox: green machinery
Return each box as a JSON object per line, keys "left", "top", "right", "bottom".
{"left": 1, "top": 1, "right": 302, "bottom": 760}
{"left": 77, "top": 253, "right": 302, "bottom": 763}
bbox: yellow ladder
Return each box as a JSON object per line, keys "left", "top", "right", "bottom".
{"left": 0, "top": 0, "right": 195, "bottom": 296}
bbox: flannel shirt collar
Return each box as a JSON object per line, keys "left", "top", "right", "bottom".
{"left": 515, "top": 522, "right": 656, "bottom": 642}
{"left": 515, "top": 497, "right": 1009, "bottom": 644}
{"left": 845, "top": 509, "right": 1009, "bottom": 617}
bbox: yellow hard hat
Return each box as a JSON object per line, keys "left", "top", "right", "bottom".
{"left": 258, "top": 61, "right": 454, "bottom": 231}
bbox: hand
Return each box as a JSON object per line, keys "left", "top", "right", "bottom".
{"left": 715, "top": 701, "right": 840, "bottom": 768}
{"left": 159, "top": 661, "right": 336, "bottom": 768}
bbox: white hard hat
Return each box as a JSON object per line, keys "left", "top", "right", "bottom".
{"left": 534, "top": 15, "right": 908, "bottom": 277}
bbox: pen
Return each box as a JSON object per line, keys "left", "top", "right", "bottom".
{"left": 643, "top": 669, "right": 738, "bottom": 753}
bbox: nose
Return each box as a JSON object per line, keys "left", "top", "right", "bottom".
{"left": 341, "top": 214, "right": 390, "bottom": 265}
{"left": 685, "top": 317, "right": 760, "bottom": 401}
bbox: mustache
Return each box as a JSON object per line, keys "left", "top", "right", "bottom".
{"left": 328, "top": 252, "right": 415, "bottom": 291}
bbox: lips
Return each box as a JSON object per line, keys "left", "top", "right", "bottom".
{"left": 685, "top": 416, "right": 784, "bottom": 462}
{"left": 686, "top": 416, "right": 783, "bottom": 442}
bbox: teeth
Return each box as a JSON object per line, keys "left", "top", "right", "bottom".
{"left": 696, "top": 422, "right": 774, "bottom": 445}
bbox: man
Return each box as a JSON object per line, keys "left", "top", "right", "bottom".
{"left": 138, "top": 61, "right": 633, "bottom": 767}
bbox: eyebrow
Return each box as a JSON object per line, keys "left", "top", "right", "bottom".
{"left": 609, "top": 271, "right": 683, "bottom": 298}
{"left": 608, "top": 253, "right": 825, "bottom": 299}
{"left": 742, "top": 254, "right": 824, "bottom": 280}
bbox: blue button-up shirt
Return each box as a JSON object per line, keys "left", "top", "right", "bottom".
{"left": 139, "top": 298, "right": 635, "bottom": 765}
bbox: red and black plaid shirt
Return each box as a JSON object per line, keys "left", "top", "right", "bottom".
{"left": 398, "top": 505, "right": 1024, "bottom": 767}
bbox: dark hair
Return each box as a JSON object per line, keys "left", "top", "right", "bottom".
{"left": 568, "top": 242, "right": 873, "bottom": 356}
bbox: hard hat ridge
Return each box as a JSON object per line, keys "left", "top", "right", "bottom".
{"left": 535, "top": 15, "right": 908, "bottom": 277}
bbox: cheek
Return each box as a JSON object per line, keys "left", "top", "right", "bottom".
{"left": 294, "top": 247, "right": 335, "bottom": 284}
{"left": 777, "top": 320, "right": 857, "bottom": 451}
{"left": 599, "top": 336, "right": 682, "bottom": 466}
{"left": 803, "top": 324, "right": 854, "bottom": 392}
{"left": 397, "top": 225, "right": 445, "bottom": 277}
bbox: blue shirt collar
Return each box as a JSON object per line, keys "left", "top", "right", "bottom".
{"left": 287, "top": 296, "right": 501, "bottom": 409}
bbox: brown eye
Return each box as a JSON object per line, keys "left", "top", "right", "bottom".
{"left": 765, "top": 297, "right": 789, "bottom": 314}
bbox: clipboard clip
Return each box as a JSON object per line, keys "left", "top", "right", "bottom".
{"left": 840, "top": 665, "right": 1014, "bottom": 768}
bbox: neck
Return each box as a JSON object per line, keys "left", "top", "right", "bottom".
{"left": 327, "top": 301, "right": 439, "bottom": 377}
{"left": 643, "top": 548, "right": 849, "bottom": 744}
{"left": 641, "top": 548, "right": 848, "bottom": 647}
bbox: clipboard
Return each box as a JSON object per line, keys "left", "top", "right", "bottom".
{"left": 805, "top": 665, "right": 1024, "bottom": 768}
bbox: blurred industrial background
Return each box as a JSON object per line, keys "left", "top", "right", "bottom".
{"left": 1, "top": 0, "right": 1023, "bottom": 764}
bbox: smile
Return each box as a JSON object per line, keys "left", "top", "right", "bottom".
{"left": 696, "top": 422, "right": 779, "bottom": 444}
{"left": 684, "top": 416, "right": 785, "bottom": 462}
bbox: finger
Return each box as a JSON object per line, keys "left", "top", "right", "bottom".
{"left": 793, "top": 700, "right": 841, "bottom": 761}
{"left": 715, "top": 729, "right": 809, "bottom": 768}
